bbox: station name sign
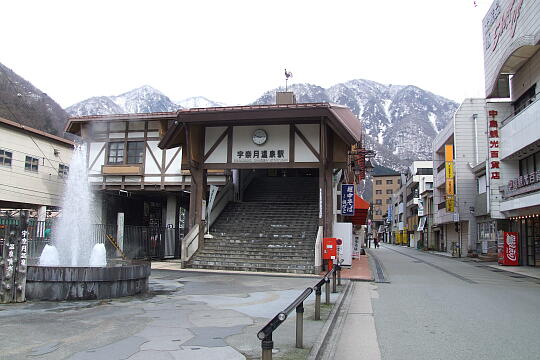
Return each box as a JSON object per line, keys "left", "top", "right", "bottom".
{"left": 233, "top": 149, "right": 288, "bottom": 163}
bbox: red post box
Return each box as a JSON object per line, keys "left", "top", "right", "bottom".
{"left": 323, "top": 238, "right": 337, "bottom": 270}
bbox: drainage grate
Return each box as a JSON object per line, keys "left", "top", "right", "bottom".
{"left": 369, "top": 251, "right": 389, "bottom": 283}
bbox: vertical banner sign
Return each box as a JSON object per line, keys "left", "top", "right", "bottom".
{"left": 445, "top": 144, "right": 455, "bottom": 212}
{"left": 341, "top": 184, "right": 355, "bottom": 216}
{"left": 499, "top": 232, "right": 519, "bottom": 266}
{"left": 488, "top": 110, "right": 501, "bottom": 180}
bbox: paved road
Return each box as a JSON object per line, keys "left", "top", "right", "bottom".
{"left": 0, "top": 270, "right": 338, "bottom": 360}
{"left": 370, "top": 244, "right": 540, "bottom": 360}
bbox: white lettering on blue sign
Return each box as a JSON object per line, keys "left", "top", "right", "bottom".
{"left": 341, "top": 184, "right": 355, "bottom": 216}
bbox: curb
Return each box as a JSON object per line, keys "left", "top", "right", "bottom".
{"left": 306, "top": 280, "right": 353, "bottom": 360}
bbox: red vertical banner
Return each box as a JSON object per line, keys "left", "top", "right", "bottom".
{"left": 499, "top": 232, "right": 519, "bottom": 266}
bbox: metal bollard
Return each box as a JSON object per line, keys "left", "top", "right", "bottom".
{"left": 315, "top": 286, "right": 321, "bottom": 320}
{"left": 337, "top": 265, "right": 342, "bottom": 286}
{"left": 296, "top": 303, "right": 304, "bottom": 348}
{"left": 262, "top": 333, "right": 273, "bottom": 360}
{"left": 332, "top": 269, "right": 337, "bottom": 293}
{"left": 325, "top": 278, "right": 330, "bottom": 305}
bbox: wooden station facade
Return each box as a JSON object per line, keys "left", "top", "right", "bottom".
{"left": 158, "top": 102, "right": 364, "bottom": 239}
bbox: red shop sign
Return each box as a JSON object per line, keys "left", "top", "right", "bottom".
{"left": 499, "top": 232, "right": 519, "bottom": 266}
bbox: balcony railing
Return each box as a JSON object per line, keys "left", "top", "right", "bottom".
{"left": 501, "top": 92, "right": 540, "bottom": 128}
{"left": 437, "top": 201, "right": 446, "bottom": 210}
{"left": 437, "top": 162, "right": 446, "bottom": 173}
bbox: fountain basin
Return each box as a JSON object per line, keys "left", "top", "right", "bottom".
{"left": 25, "top": 262, "right": 151, "bottom": 301}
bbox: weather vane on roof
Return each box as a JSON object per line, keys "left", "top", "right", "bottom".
{"left": 284, "top": 69, "right": 293, "bottom": 92}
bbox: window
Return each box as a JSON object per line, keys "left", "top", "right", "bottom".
{"left": 513, "top": 85, "right": 536, "bottom": 115}
{"left": 386, "top": 189, "right": 393, "bottom": 194}
{"left": 519, "top": 152, "right": 538, "bottom": 176}
{"left": 386, "top": 180, "right": 393, "bottom": 184}
{"left": 108, "top": 141, "right": 144, "bottom": 164}
{"left": 58, "top": 164, "right": 69, "bottom": 178}
{"left": 108, "top": 142, "right": 124, "bottom": 164}
{"left": 416, "top": 168, "right": 433, "bottom": 175}
{"left": 375, "top": 199, "right": 382, "bottom": 205}
{"left": 386, "top": 198, "right": 392, "bottom": 204}
{"left": 25, "top": 156, "right": 39, "bottom": 172}
{"left": 0, "top": 149, "right": 12, "bottom": 167}
{"left": 376, "top": 190, "right": 382, "bottom": 194}
{"left": 375, "top": 180, "right": 382, "bottom": 185}
{"left": 127, "top": 142, "right": 144, "bottom": 164}
{"left": 375, "top": 209, "right": 382, "bottom": 215}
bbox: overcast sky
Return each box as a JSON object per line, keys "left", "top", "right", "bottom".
{"left": 1, "top": 0, "right": 493, "bottom": 108}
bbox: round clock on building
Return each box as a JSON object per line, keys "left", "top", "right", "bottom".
{"left": 252, "top": 129, "right": 268, "bottom": 145}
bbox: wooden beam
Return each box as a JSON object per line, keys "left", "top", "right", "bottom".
{"left": 294, "top": 126, "right": 320, "bottom": 161}
{"left": 203, "top": 127, "right": 228, "bottom": 162}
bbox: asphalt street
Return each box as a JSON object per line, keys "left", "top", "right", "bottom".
{"left": 370, "top": 244, "right": 540, "bottom": 360}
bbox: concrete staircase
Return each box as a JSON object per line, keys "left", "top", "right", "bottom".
{"left": 187, "top": 176, "right": 319, "bottom": 274}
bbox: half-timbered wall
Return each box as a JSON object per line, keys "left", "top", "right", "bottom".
{"left": 85, "top": 120, "right": 183, "bottom": 187}
{"left": 203, "top": 124, "right": 321, "bottom": 166}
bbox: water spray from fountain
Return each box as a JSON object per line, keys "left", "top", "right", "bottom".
{"left": 39, "top": 143, "right": 105, "bottom": 266}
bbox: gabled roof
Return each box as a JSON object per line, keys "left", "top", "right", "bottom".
{"left": 158, "top": 103, "right": 362, "bottom": 150}
{"left": 65, "top": 112, "right": 177, "bottom": 136}
{"left": 0, "top": 117, "right": 74, "bottom": 147}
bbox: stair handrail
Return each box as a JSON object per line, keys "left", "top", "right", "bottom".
{"left": 181, "top": 224, "right": 201, "bottom": 265}
{"left": 257, "top": 265, "right": 341, "bottom": 360}
{"left": 208, "top": 181, "right": 234, "bottom": 230}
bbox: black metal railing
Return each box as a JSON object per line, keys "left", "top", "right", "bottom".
{"left": 0, "top": 221, "right": 182, "bottom": 262}
{"left": 257, "top": 265, "right": 342, "bottom": 360}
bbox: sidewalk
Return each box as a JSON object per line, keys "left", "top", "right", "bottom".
{"left": 334, "top": 255, "right": 374, "bottom": 281}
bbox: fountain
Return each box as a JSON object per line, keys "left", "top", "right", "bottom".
{"left": 26, "top": 144, "right": 150, "bottom": 301}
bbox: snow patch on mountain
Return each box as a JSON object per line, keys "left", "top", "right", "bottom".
{"left": 66, "top": 85, "right": 180, "bottom": 116}
{"left": 177, "top": 96, "right": 226, "bottom": 109}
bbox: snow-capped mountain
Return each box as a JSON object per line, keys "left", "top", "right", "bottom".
{"left": 66, "top": 85, "right": 180, "bottom": 116}
{"left": 66, "top": 80, "right": 458, "bottom": 171}
{"left": 176, "top": 96, "right": 226, "bottom": 109}
{"left": 253, "top": 80, "right": 458, "bottom": 170}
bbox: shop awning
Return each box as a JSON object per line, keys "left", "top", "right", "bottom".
{"left": 350, "top": 194, "right": 370, "bottom": 226}
{"left": 417, "top": 216, "right": 427, "bottom": 232}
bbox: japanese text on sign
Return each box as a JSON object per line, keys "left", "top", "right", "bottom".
{"left": 233, "top": 149, "right": 288, "bottom": 163}
{"left": 341, "top": 184, "right": 355, "bottom": 216}
{"left": 488, "top": 111, "right": 500, "bottom": 180}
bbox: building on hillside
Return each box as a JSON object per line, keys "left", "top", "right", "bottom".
{"left": 482, "top": 0, "right": 540, "bottom": 266}
{"left": 0, "top": 116, "right": 73, "bottom": 220}
{"left": 404, "top": 161, "right": 433, "bottom": 248}
{"left": 371, "top": 167, "right": 400, "bottom": 242}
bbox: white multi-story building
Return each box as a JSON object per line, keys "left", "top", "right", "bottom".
{"left": 0, "top": 116, "right": 73, "bottom": 219}
{"left": 404, "top": 161, "right": 433, "bottom": 248}
{"left": 432, "top": 99, "right": 503, "bottom": 256}
{"left": 482, "top": 0, "right": 540, "bottom": 266}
